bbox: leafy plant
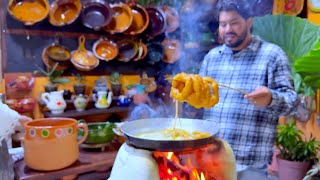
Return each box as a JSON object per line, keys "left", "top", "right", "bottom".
{"left": 253, "top": 14, "right": 320, "bottom": 96}
{"left": 275, "top": 120, "right": 320, "bottom": 162}
{"left": 109, "top": 72, "right": 121, "bottom": 85}
{"left": 73, "top": 73, "right": 85, "bottom": 85}
{"left": 34, "top": 63, "right": 69, "bottom": 84}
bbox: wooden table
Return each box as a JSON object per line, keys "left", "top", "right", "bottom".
{"left": 14, "top": 142, "right": 121, "bottom": 180}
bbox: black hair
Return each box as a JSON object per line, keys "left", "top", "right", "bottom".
{"left": 217, "top": 0, "right": 253, "bottom": 20}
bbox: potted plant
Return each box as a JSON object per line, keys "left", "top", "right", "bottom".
{"left": 275, "top": 120, "right": 320, "bottom": 180}
{"left": 34, "top": 63, "right": 69, "bottom": 92}
{"left": 109, "top": 72, "right": 122, "bottom": 96}
{"left": 73, "top": 73, "right": 86, "bottom": 95}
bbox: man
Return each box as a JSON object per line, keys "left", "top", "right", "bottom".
{"left": 199, "top": 0, "right": 298, "bottom": 178}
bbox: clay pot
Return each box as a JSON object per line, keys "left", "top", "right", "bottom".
{"left": 23, "top": 118, "right": 88, "bottom": 171}
{"left": 49, "top": 0, "right": 82, "bottom": 26}
{"left": 46, "top": 37, "right": 71, "bottom": 62}
{"left": 8, "top": 0, "right": 49, "bottom": 25}
{"left": 42, "top": 48, "right": 71, "bottom": 71}
{"left": 277, "top": 155, "right": 311, "bottom": 180}
{"left": 117, "top": 39, "right": 138, "bottom": 62}
{"left": 103, "top": 3, "right": 133, "bottom": 34}
{"left": 145, "top": 7, "right": 166, "bottom": 37}
{"left": 92, "top": 38, "right": 118, "bottom": 61}
{"left": 146, "top": 42, "right": 164, "bottom": 65}
{"left": 133, "top": 41, "right": 148, "bottom": 61}
{"left": 161, "top": 38, "right": 181, "bottom": 64}
{"left": 161, "top": 5, "right": 180, "bottom": 33}
{"left": 81, "top": 0, "right": 113, "bottom": 31}
{"left": 124, "top": 3, "right": 149, "bottom": 35}
{"left": 73, "top": 84, "right": 86, "bottom": 95}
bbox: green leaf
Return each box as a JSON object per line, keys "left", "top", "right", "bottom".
{"left": 253, "top": 15, "right": 320, "bottom": 95}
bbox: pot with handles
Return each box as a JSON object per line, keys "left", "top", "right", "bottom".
{"left": 41, "top": 90, "right": 67, "bottom": 114}
{"left": 23, "top": 118, "right": 88, "bottom": 171}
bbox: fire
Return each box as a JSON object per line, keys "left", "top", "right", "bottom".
{"left": 167, "top": 152, "right": 174, "bottom": 159}
{"left": 190, "top": 169, "right": 206, "bottom": 180}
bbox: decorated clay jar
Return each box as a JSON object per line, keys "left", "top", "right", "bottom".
{"left": 23, "top": 118, "right": 88, "bottom": 171}
{"left": 93, "top": 91, "right": 113, "bottom": 108}
{"left": 41, "top": 90, "right": 66, "bottom": 114}
{"left": 72, "top": 94, "right": 89, "bottom": 111}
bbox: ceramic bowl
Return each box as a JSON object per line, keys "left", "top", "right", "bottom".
{"left": 146, "top": 42, "right": 164, "bottom": 64}
{"left": 124, "top": 3, "right": 149, "bottom": 35}
{"left": 133, "top": 41, "right": 148, "bottom": 61}
{"left": 8, "top": 0, "right": 49, "bottom": 25}
{"left": 78, "top": 122, "right": 115, "bottom": 144}
{"left": 103, "top": 3, "right": 133, "bottom": 34}
{"left": 49, "top": 0, "right": 82, "bottom": 26}
{"left": 161, "top": 5, "right": 180, "bottom": 33}
{"left": 115, "top": 95, "right": 132, "bottom": 107}
{"left": 116, "top": 39, "right": 138, "bottom": 62}
{"left": 42, "top": 47, "right": 71, "bottom": 71}
{"left": 81, "top": 0, "right": 113, "bottom": 31}
{"left": 145, "top": 7, "right": 166, "bottom": 37}
{"left": 161, "top": 38, "right": 181, "bottom": 64}
{"left": 92, "top": 38, "right": 118, "bottom": 61}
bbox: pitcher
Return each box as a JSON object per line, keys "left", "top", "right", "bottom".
{"left": 41, "top": 90, "right": 66, "bottom": 114}
{"left": 93, "top": 91, "right": 112, "bottom": 108}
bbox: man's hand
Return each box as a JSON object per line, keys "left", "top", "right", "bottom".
{"left": 244, "top": 86, "right": 272, "bottom": 107}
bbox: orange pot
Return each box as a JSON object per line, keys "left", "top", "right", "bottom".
{"left": 23, "top": 118, "right": 88, "bottom": 171}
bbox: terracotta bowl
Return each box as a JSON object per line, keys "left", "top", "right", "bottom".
{"left": 92, "top": 38, "right": 118, "bottom": 61}
{"left": 49, "top": 0, "right": 82, "bottom": 26}
{"left": 124, "top": 3, "right": 149, "bottom": 35}
{"left": 161, "top": 38, "right": 181, "bottom": 64}
{"left": 161, "top": 5, "right": 180, "bottom": 33}
{"left": 71, "top": 58, "right": 100, "bottom": 72}
{"left": 42, "top": 48, "right": 71, "bottom": 71}
{"left": 71, "top": 35, "right": 98, "bottom": 67}
{"left": 117, "top": 39, "right": 138, "bottom": 62}
{"left": 145, "top": 7, "right": 167, "bottom": 37}
{"left": 103, "top": 3, "right": 133, "bottom": 34}
{"left": 8, "top": 0, "right": 49, "bottom": 25}
{"left": 133, "top": 41, "right": 148, "bottom": 61}
{"left": 81, "top": 0, "right": 113, "bottom": 31}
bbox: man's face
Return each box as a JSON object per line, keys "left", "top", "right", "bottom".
{"left": 218, "top": 11, "right": 252, "bottom": 48}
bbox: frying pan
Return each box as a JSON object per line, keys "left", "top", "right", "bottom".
{"left": 71, "top": 35, "right": 98, "bottom": 67}
{"left": 118, "top": 118, "right": 219, "bottom": 152}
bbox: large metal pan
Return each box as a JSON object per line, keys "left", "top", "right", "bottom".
{"left": 119, "top": 118, "right": 219, "bottom": 152}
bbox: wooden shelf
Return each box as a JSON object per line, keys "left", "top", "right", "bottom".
{"left": 43, "top": 106, "right": 130, "bottom": 118}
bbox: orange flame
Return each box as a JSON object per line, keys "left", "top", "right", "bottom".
{"left": 167, "top": 152, "right": 174, "bottom": 160}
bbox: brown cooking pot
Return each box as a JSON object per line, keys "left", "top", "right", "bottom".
{"left": 71, "top": 35, "right": 99, "bottom": 69}
{"left": 161, "top": 38, "right": 181, "bottom": 64}
{"left": 42, "top": 47, "right": 71, "bottom": 71}
{"left": 46, "top": 37, "right": 71, "bottom": 62}
{"left": 49, "top": 0, "right": 82, "bottom": 26}
{"left": 8, "top": 0, "right": 49, "bottom": 25}
{"left": 124, "top": 3, "right": 149, "bottom": 35}
{"left": 81, "top": 0, "right": 113, "bottom": 31}
{"left": 161, "top": 5, "right": 180, "bottom": 33}
{"left": 92, "top": 38, "right": 118, "bottom": 61}
{"left": 103, "top": 3, "right": 133, "bottom": 34}
{"left": 117, "top": 39, "right": 138, "bottom": 62}
{"left": 145, "top": 6, "right": 167, "bottom": 37}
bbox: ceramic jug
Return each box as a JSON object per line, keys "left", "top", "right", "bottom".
{"left": 93, "top": 91, "right": 112, "bottom": 108}
{"left": 41, "top": 90, "right": 66, "bottom": 114}
{"left": 73, "top": 94, "right": 89, "bottom": 112}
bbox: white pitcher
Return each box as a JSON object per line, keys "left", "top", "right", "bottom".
{"left": 41, "top": 90, "right": 66, "bottom": 114}
{"left": 93, "top": 91, "right": 112, "bottom": 108}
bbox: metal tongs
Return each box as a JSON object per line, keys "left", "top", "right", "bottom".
{"left": 165, "top": 76, "right": 248, "bottom": 95}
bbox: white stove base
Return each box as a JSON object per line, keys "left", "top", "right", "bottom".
{"left": 108, "top": 143, "right": 160, "bottom": 180}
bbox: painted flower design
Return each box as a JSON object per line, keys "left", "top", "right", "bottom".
{"left": 55, "top": 128, "right": 63, "bottom": 138}
{"left": 56, "top": 101, "right": 62, "bottom": 106}
{"left": 29, "top": 129, "right": 36, "bottom": 137}
{"left": 41, "top": 129, "right": 50, "bottom": 138}
{"left": 67, "top": 127, "right": 73, "bottom": 135}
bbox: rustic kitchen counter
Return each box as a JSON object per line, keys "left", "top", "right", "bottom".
{"left": 14, "top": 142, "right": 121, "bottom": 180}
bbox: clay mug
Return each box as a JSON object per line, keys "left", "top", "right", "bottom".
{"left": 23, "top": 118, "right": 88, "bottom": 171}
{"left": 41, "top": 90, "right": 67, "bottom": 114}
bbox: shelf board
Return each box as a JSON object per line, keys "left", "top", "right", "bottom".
{"left": 43, "top": 106, "right": 130, "bottom": 118}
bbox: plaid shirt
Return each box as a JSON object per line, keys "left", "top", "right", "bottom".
{"left": 199, "top": 36, "right": 298, "bottom": 169}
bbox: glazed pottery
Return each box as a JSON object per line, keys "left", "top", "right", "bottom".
{"left": 41, "top": 90, "right": 66, "bottom": 114}
{"left": 81, "top": 0, "right": 112, "bottom": 30}
{"left": 49, "top": 0, "right": 82, "bottom": 26}
{"left": 124, "top": 3, "right": 149, "bottom": 35}
{"left": 92, "top": 38, "right": 118, "bottom": 61}
{"left": 78, "top": 122, "right": 115, "bottom": 144}
{"left": 145, "top": 7, "right": 166, "bottom": 37}
{"left": 116, "top": 95, "right": 131, "bottom": 107}
{"left": 23, "top": 118, "right": 88, "bottom": 171}
{"left": 93, "top": 91, "right": 112, "bottom": 108}
{"left": 103, "top": 3, "right": 133, "bottom": 34}
{"left": 73, "top": 94, "right": 89, "bottom": 111}
{"left": 117, "top": 39, "right": 138, "bottom": 62}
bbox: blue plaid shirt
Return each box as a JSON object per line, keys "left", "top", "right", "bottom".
{"left": 199, "top": 36, "right": 298, "bottom": 169}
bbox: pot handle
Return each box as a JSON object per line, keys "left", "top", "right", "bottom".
{"left": 112, "top": 127, "right": 124, "bottom": 137}
{"left": 77, "top": 122, "right": 88, "bottom": 145}
{"left": 78, "top": 35, "right": 86, "bottom": 51}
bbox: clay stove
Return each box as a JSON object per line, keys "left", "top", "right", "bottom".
{"left": 109, "top": 140, "right": 236, "bottom": 180}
